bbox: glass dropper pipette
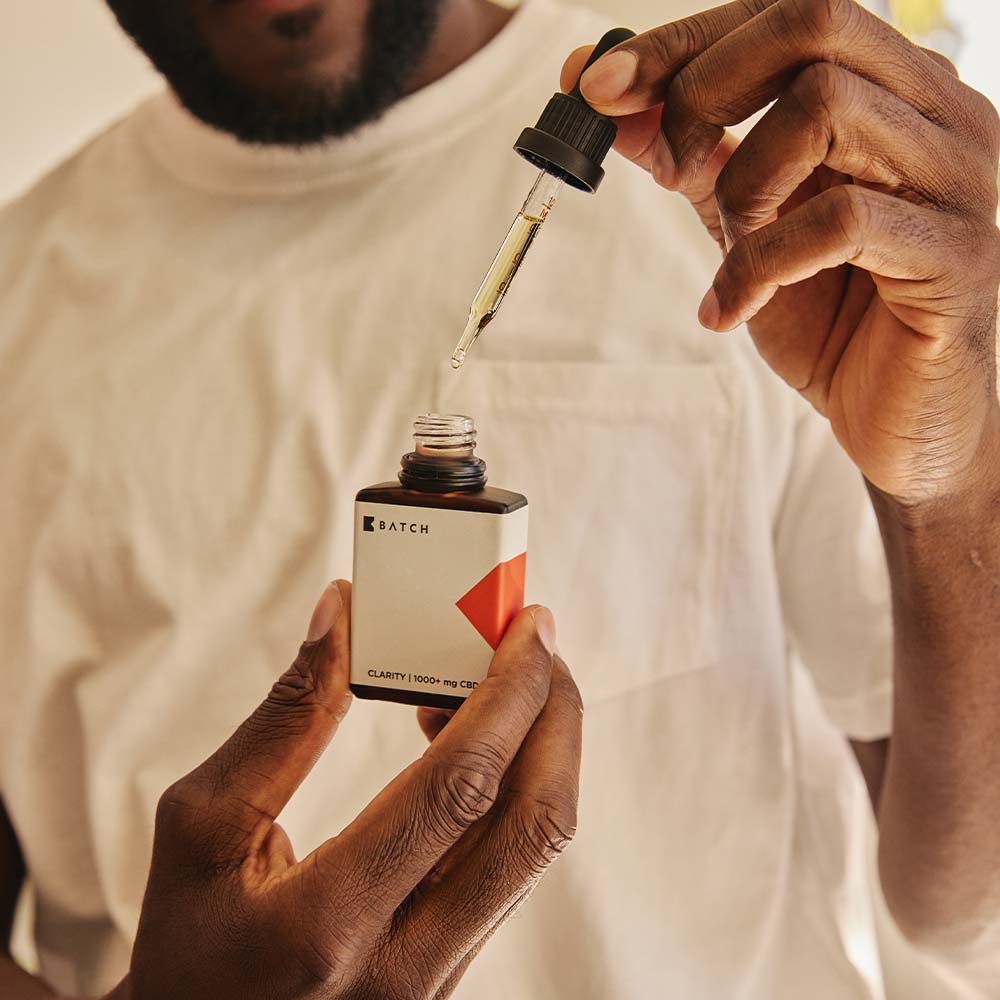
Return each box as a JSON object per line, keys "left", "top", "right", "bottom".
{"left": 450, "top": 170, "right": 563, "bottom": 369}
{"left": 449, "top": 26, "right": 636, "bottom": 371}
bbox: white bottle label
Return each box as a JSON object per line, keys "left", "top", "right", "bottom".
{"left": 351, "top": 501, "right": 529, "bottom": 701}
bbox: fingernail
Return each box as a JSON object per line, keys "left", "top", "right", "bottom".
{"left": 580, "top": 50, "right": 637, "bottom": 104}
{"left": 699, "top": 287, "right": 721, "bottom": 330}
{"left": 307, "top": 582, "right": 343, "bottom": 642}
{"left": 532, "top": 607, "right": 558, "bottom": 656}
{"left": 652, "top": 132, "right": 677, "bottom": 189}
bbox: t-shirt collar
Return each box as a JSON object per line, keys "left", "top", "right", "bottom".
{"left": 134, "top": 0, "right": 560, "bottom": 196}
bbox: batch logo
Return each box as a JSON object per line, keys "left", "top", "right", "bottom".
{"left": 363, "top": 515, "right": 430, "bottom": 535}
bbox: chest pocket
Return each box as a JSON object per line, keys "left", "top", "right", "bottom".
{"left": 438, "top": 360, "right": 741, "bottom": 706}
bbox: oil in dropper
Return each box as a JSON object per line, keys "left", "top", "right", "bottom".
{"left": 448, "top": 25, "right": 636, "bottom": 370}
{"left": 450, "top": 170, "right": 562, "bottom": 369}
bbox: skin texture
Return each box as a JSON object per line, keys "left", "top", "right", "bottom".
{"left": 564, "top": 0, "right": 1000, "bottom": 963}
{"left": 1, "top": 584, "right": 582, "bottom": 999}
{"left": 6, "top": 0, "right": 1000, "bottom": 990}
{"left": 3, "top": 5, "right": 548, "bottom": 998}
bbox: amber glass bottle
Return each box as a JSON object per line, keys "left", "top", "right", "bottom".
{"left": 351, "top": 415, "right": 528, "bottom": 709}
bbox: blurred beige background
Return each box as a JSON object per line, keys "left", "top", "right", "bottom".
{"left": 3, "top": 1, "right": 999, "bottom": 997}
{"left": 3, "top": 0, "right": 997, "bottom": 205}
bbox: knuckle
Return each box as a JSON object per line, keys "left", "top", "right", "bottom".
{"left": 981, "top": 93, "right": 1000, "bottom": 136}
{"left": 267, "top": 643, "right": 322, "bottom": 710}
{"left": 812, "top": 0, "right": 856, "bottom": 33}
{"left": 282, "top": 921, "right": 380, "bottom": 999}
{"left": 713, "top": 165, "right": 739, "bottom": 217}
{"left": 973, "top": 91, "right": 1000, "bottom": 155}
{"left": 153, "top": 777, "right": 220, "bottom": 860}
{"left": 792, "top": 61, "right": 843, "bottom": 119}
{"left": 520, "top": 644, "right": 555, "bottom": 707}
{"left": 648, "top": 19, "right": 705, "bottom": 73}
{"left": 940, "top": 79, "right": 998, "bottom": 160}
{"left": 725, "top": 237, "right": 765, "bottom": 292}
{"left": 666, "top": 63, "right": 703, "bottom": 122}
{"left": 739, "top": 0, "right": 772, "bottom": 11}
{"left": 272, "top": 929, "right": 343, "bottom": 995}
{"left": 967, "top": 219, "right": 1000, "bottom": 274}
{"left": 496, "top": 639, "right": 553, "bottom": 715}
{"left": 510, "top": 793, "right": 579, "bottom": 873}
{"left": 426, "top": 741, "right": 507, "bottom": 830}
{"left": 153, "top": 775, "right": 255, "bottom": 877}
{"left": 960, "top": 158, "right": 999, "bottom": 217}
{"left": 155, "top": 777, "right": 206, "bottom": 835}
{"left": 827, "top": 184, "right": 870, "bottom": 253}
{"left": 922, "top": 47, "right": 958, "bottom": 77}
{"left": 713, "top": 167, "right": 772, "bottom": 236}
{"left": 245, "top": 641, "right": 349, "bottom": 742}
{"left": 553, "top": 665, "right": 584, "bottom": 721}
{"left": 783, "top": 0, "right": 858, "bottom": 46}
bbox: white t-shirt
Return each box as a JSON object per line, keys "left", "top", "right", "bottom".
{"left": 0, "top": 1, "right": 907, "bottom": 996}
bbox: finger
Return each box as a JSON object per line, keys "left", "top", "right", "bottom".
{"left": 562, "top": 30, "right": 737, "bottom": 249}
{"left": 660, "top": 0, "right": 988, "bottom": 190}
{"left": 417, "top": 707, "right": 456, "bottom": 743}
{"left": 698, "top": 185, "right": 987, "bottom": 335}
{"left": 560, "top": 44, "right": 593, "bottom": 95}
{"left": 298, "top": 606, "right": 558, "bottom": 934}
{"left": 714, "top": 64, "right": 998, "bottom": 248}
{"left": 578, "top": 0, "right": 772, "bottom": 115}
{"left": 561, "top": 47, "right": 669, "bottom": 169}
{"left": 653, "top": 119, "right": 740, "bottom": 250}
{"left": 430, "top": 891, "right": 531, "bottom": 1000}
{"left": 392, "top": 658, "right": 583, "bottom": 991}
{"left": 922, "top": 47, "right": 959, "bottom": 78}
{"left": 559, "top": 32, "right": 958, "bottom": 135}
{"left": 161, "top": 581, "right": 353, "bottom": 860}
{"left": 562, "top": 45, "right": 667, "bottom": 167}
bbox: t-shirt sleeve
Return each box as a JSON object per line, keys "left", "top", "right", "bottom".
{"left": 775, "top": 397, "right": 893, "bottom": 742}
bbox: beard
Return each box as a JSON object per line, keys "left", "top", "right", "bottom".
{"left": 105, "top": 0, "right": 445, "bottom": 145}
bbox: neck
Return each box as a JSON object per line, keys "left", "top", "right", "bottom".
{"left": 405, "top": 0, "right": 515, "bottom": 95}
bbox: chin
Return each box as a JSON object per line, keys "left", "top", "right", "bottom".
{"left": 109, "top": 0, "right": 443, "bottom": 145}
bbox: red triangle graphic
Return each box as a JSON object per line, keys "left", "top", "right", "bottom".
{"left": 456, "top": 552, "right": 527, "bottom": 650}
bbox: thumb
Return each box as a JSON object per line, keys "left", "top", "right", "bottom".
{"left": 576, "top": 4, "right": 759, "bottom": 115}
{"left": 307, "top": 579, "right": 346, "bottom": 642}
{"left": 570, "top": 11, "right": 756, "bottom": 253}
{"left": 170, "top": 581, "right": 354, "bottom": 860}
{"left": 562, "top": 45, "right": 675, "bottom": 178}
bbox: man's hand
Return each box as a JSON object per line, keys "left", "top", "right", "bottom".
{"left": 563, "top": 0, "right": 1000, "bottom": 506}
{"left": 564, "top": 3, "right": 1000, "bottom": 969}
{"left": 121, "top": 581, "right": 581, "bottom": 1000}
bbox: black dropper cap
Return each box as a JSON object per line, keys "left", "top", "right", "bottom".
{"left": 514, "top": 27, "right": 636, "bottom": 193}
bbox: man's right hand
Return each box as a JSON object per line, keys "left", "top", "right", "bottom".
{"left": 118, "top": 581, "right": 581, "bottom": 1000}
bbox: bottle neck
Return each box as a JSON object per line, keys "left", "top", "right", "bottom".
{"left": 399, "top": 414, "right": 487, "bottom": 493}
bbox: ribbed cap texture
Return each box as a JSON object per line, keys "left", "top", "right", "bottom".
{"left": 534, "top": 93, "right": 616, "bottom": 166}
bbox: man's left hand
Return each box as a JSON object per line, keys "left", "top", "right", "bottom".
{"left": 564, "top": 0, "right": 1000, "bottom": 506}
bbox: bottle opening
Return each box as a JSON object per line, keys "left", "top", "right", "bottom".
{"left": 413, "top": 414, "right": 476, "bottom": 457}
{"left": 400, "top": 413, "right": 487, "bottom": 493}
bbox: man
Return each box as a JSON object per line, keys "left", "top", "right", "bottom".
{"left": 1, "top": 0, "right": 998, "bottom": 996}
